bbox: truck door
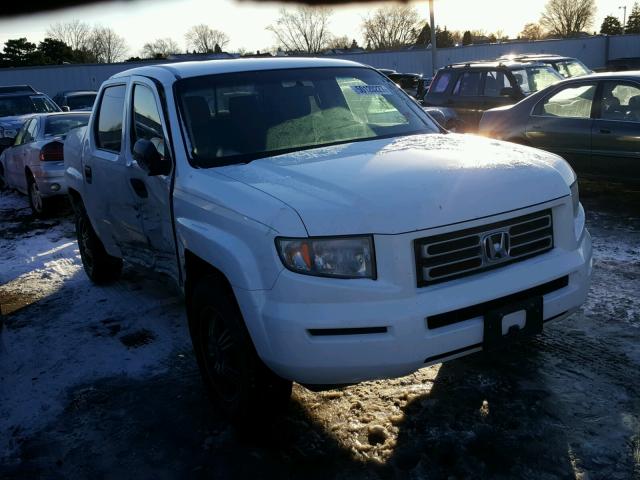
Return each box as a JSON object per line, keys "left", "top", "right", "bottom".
{"left": 125, "top": 77, "right": 178, "bottom": 280}
{"left": 83, "top": 82, "right": 147, "bottom": 258}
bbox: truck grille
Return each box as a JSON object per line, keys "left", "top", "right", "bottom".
{"left": 414, "top": 209, "right": 553, "bottom": 287}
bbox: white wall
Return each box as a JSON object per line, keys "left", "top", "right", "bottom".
{"left": 1, "top": 34, "right": 639, "bottom": 95}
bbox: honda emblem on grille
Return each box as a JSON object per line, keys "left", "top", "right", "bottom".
{"left": 483, "top": 231, "right": 510, "bottom": 262}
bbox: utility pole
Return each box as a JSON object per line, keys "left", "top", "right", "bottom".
{"left": 429, "top": 0, "right": 437, "bottom": 75}
{"left": 620, "top": 5, "right": 627, "bottom": 33}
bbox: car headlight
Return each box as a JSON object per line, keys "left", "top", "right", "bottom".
{"left": 276, "top": 236, "right": 376, "bottom": 279}
{"left": 570, "top": 180, "right": 579, "bottom": 217}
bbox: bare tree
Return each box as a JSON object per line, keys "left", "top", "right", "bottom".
{"left": 267, "top": 7, "right": 332, "bottom": 53}
{"left": 540, "top": 0, "right": 596, "bottom": 37}
{"left": 46, "top": 19, "right": 91, "bottom": 51}
{"left": 90, "top": 27, "right": 128, "bottom": 63}
{"left": 519, "top": 22, "right": 546, "bottom": 39}
{"left": 326, "top": 35, "right": 350, "bottom": 50}
{"left": 142, "top": 38, "right": 181, "bottom": 58}
{"left": 362, "top": 5, "right": 421, "bottom": 50}
{"left": 185, "top": 24, "right": 230, "bottom": 53}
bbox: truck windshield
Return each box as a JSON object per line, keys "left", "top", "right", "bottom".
{"left": 176, "top": 67, "right": 439, "bottom": 166}
{"left": 0, "top": 95, "right": 60, "bottom": 117}
{"left": 511, "top": 66, "right": 563, "bottom": 94}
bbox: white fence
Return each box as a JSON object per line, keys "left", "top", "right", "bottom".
{"left": 0, "top": 34, "right": 639, "bottom": 96}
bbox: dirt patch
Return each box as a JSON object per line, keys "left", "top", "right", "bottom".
{"left": 119, "top": 329, "right": 157, "bottom": 348}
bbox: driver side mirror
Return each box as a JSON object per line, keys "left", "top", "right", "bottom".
{"left": 133, "top": 138, "right": 171, "bottom": 176}
{"left": 61, "top": 106, "right": 71, "bottom": 112}
{"left": 499, "top": 87, "right": 518, "bottom": 98}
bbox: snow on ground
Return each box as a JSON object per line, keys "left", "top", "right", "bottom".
{"left": 0, "top": 183, "right": 639, "bottom": 479}
{"left": 0, "top": 191, "right": 189, "bottom": 461}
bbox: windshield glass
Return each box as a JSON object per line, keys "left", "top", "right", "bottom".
{"left": 555, "top": 60, "right": 591, "bottom": 78}
{"left": 44, "top": 114, "right": 90, "bottom": 136}
{"left": 67, "top": 94, "right": 96, "bottom": 110}
{"left": 176, "top": 67, "right": 438, "bottom": 166}
{"left": 511, "top": 66, "right": 563, "bottom": 94}
{"left": 0, "top": 95, "right": 59, "bottom": 117}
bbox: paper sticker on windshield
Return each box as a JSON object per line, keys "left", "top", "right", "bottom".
{"left": 350, "top": 85, "right": 391, "bottom": 95}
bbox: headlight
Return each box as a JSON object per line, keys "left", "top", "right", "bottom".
{"left": 570, "top": 180, "right": 579, "bottom": 217}
{"left": 276, "top": 236, "right": 376, "bottom": 279}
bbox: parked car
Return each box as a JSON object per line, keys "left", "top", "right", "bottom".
{"left": 479, "top": 71, "right": 640, "bottom": 179}
{"left": 0, "top": 112, "right": 89, "bottom": 215}
{"left": 388, "top": 72, "right": 428, "bottom": 99}
{"left": 64, "top": 58, "right": 591, "bottom": 420}
{"left": 423, "top": 60, "right": 563, "bottom": 131}
{"left": 498, "top": 54, "right": 592, "bottom": 78}
{"left": 0, "top": 85, "right": 61, "bottom": 154}
{"left": 53, "top": 90, "right": 98, "bottom": 111}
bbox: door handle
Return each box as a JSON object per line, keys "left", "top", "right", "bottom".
{"left": 600, "top": 128, "right": 611, "bottom": 134}
{"left": 130, "top": 178, "right": 148, "bottom": 198}
{"left": 84, "top": 165, "right": 92, "bottom": 184}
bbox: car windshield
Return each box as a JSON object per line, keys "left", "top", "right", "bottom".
{"left": 555, "top": 60, "right": 591, "bottom": 78}
{"left": 511, "top": 66, "right": 563, "bottom": 94}
{"left": 44, "top": 114, "right": 90, "bottom": 136}
{"left": 176, "top": 66, "right": 438, "bottom": 167}
{"left": 67, "top": 94, "right": 96, "bottom": 110}
{"left": 0, "top": 95, "right": 59, "bottom": 117}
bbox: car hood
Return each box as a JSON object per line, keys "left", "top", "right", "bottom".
{"left": 218, "top": 134, "right": 574, "bottom": 236}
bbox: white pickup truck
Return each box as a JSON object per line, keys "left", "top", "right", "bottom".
{"left": 64, "top": 58, "right": 592, "bottom": 419}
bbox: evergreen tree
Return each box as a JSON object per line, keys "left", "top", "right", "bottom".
{"left": 2, "top": 38, "right": 37, "bottom": 66}
{"left": 600, "top": 15, "right": 623, "bottom": 35}
{"left": 626, "top": 2, "right": 640, "bottom": 33}
{"left": 462, "top": 30, "right": 473, "bottom": 45}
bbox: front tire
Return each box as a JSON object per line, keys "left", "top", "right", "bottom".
{"left": 76, "top": 211, "right": 122, "bottom": 284}
{"left": 188, "top": 277, "right": 292, "bottom": 422}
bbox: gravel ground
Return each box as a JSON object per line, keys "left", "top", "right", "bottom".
{"left": 0, "top": 179, "right": 639, "bottom": 480}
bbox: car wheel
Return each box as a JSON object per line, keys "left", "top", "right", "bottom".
{"left": 76, "top": 211, "right": 122, "bottom": 284}
{"left": 188, "top": 277, "right": 292, "bottom": 423}
{"left": 27, "top": 175, "right": 50, "bottom": 217}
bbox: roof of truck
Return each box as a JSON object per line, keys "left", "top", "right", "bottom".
{"left": 111, "top": 57, "right": 365, "bottom": 81}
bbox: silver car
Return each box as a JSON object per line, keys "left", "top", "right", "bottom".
{"left": 0, "top": 112, "right": 90, "bottom": 216}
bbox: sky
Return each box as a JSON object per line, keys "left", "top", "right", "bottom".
{"left": 0, "top": 0, "right": 630, "bottom": 57}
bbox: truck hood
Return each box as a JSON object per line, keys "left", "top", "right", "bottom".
{"left": 218, "top": 133, "right": 574, "bottom": 236}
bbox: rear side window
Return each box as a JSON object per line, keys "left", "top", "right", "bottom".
{"left": 535, "top": 84, "right": 596, "bottom": 118}
{"left": 482, "top": 71, "right": 511, "bottom": 97}
{"left": 430, "top": 71, "right": 452, "bottom": 93}
{"left": 132, "top": 84, "right": 165, "bottom": 156}
{"left": 96, "top": 85, "right": 126, "bottom": 152}
{"left": 453, "top": 72, "right": 481, "bottom": 96}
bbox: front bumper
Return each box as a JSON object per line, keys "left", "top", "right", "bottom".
{"left": 236, "top": 200, "right": 592, "bottom": 385}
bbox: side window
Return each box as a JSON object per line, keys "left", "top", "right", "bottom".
{"left": 483, "top": 71, "right": 510, "bottom": 97}
{"left": 534, "top": 84, "right": 596, "bottom": 118}
{"left": 600, "top": 81, "right": 640, "bottom": 122}
{"left": 14, "top": 119, "right": 31, "bottom": 145}
{"left": 431, "top": 71, "right": 452, "bottom": 93}
{"left": 96, "top": 85, "right": 126, "bottom": 152}
{"left": 132, "top": 84, "right": 165, "bottom": 156}
{"left": 24, "top": 118, "right": 38, "bottom": 143}
{"left": 453, "top": 71, "right": 481, "bottom": 96}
